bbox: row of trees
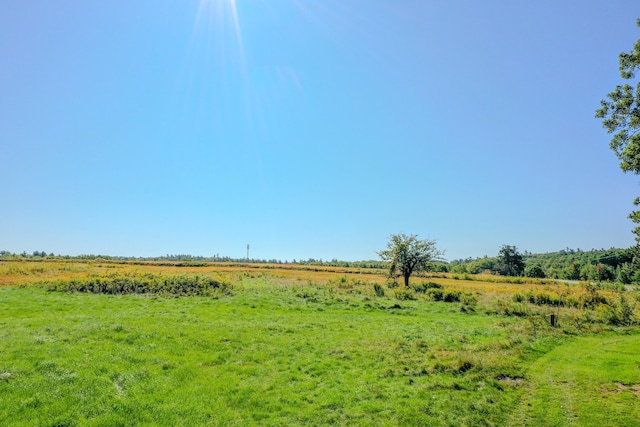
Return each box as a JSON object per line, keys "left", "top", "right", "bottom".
{"left": 0, "top": 250, "right": 391, "bottom": 269}
{"left": 450, "top": 246, "right": 636, "bottom": 282}
{"left": 377, "top": 236, "right": 529, "bottom": 286}
{"left": 378, "top": 235, "right": 638, "bottom": 285}
{"left": 0, "top": 250, "right": 54, "bottom": 258}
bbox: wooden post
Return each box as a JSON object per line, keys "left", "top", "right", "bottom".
{"left": 550, "top": 313, "right": 557, "bottom": 327}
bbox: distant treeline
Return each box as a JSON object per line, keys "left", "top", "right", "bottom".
{"left": 0, "top": 251, "right": 286, "bottom": 264}
{"left": 0, "top": 250, "right": 387, "bottom": 269}
{"left": 450, "top": 247, "right": 637, "bottom": 283}
{"left": 2, "top": 247, "right": 638, "bottom": 283}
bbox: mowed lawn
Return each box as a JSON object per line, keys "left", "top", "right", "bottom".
{"left": 511, "top": 333, "right": 640, "bottom": 426}
{"left": 0, "top": 273, "right": 638, "bottom": 426}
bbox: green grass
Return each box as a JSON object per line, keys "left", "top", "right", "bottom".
{"left": 511, "top": 333, "right": 640, "bottom": 426}
{"left": 0, "top": 276, "right": 637, "bottom": 426}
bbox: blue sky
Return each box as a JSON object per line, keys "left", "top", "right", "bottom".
{"left": 1, "top": 0, "right": 639, "bottom": 261}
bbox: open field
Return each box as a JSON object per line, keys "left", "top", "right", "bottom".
{"left": 0, "top": 260, "right": 639, "bottom": 425}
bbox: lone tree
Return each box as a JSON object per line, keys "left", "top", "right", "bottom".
{"left": 378, "top": 233, "right": 444, "bottom": 287}
{"left": 596, "top": 19, "right": 640, "bottom": 239}
{"left": 495, "top": 245, "right": 525, "bottom": 277}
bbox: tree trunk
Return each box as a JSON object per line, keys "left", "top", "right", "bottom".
{"left": 404, "top": 273, "right": 410, "bottom": 287}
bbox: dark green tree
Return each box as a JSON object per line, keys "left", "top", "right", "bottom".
{"left": 525, "top": 264, "right": 545, "bottom": 278}
{"left": 378, "top": 233, "right": 444, "bottom": 287}
{"left": 495, "top": 245, "right": 525, "bottom": 276}
{"left": 596, "top": 19, "right": 640, "bottom": 239}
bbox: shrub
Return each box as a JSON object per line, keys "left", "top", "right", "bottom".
{"left": 564, "top": 295, "right": 581, "bottom": 308}
{"left": 373, "top": 283, "right": 385, "bottom": 297}
{"left": 411, "top": 281, "right": 443, "bottom": 293}
{"left": 607, "top": 295, "right": 636, "bottom": 326}
{"left": 426, "top": 288, "right": 444, "bottom": 301}
{"left": 512, "top": 293, "right": 526, "bottom": 303}
{"left": 533, "top": 293, "right": 553, "bottom": 306}
{"left": 394, "top": 288, "right": 416, "bottom": 301}
{"left": 460, "top": 293, "right": 478, "bottom": 312}
{"left": 443, "top": 291, "right": 461, "bottom": 303}
{"left": 571, "top": 310, "right": 596, "bottom": 330}
{"left": 45, "top": 273, "right": 232, "bottom": 297}
{"left": 515, "top": 291, "right": 562, "bottom": 307}
{"left": 583, "top": 283, "right": 608, "bottom": 308}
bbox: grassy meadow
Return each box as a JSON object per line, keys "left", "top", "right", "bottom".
{"left": 0, "top": 259, "right": 639, "bottom": 426}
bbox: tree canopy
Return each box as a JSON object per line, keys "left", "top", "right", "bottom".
{"left": 596, "top": 18, "right": 640, "bottom": 239}
{"left": 596, "top": 18, "right": 640, "bottom": 174}
{"left": 495, "top": 245, "right": 525, "bottom": 277}
{"left": 378, "top": 233, "right": 444, "bottom": 287}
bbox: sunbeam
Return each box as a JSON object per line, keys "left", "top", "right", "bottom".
{"left": 194, "top": 0, "right": 245, "bottom": 63}
{"left": 229, "top": 0, "right": 244, "bottom": 56}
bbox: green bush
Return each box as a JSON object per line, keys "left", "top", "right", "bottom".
{"left": 373, "top": 283, "right": 385, "bottom": 297}
{"left": 411, "top": 281, "right": 443, "bottom": 293}
{"left": 426, "top": 288, "right": 444, "bottom": 301}
{"left": 443, "top": 291, "right": 461, "bottom": 303}
{"left": 394, "top": 288, "right": 416, "bottom": 301}
{"left": 582, "top": 283, "right": 608, "bottom": 308}
{"left": 512, "top": 293, "right": 526, "bottom": 303}
{"left": 533, "top": 293, "right": 553, "bottom": 306}
{"left": 45, "top": 273, "right": 232, "bottom": 297}
{"left": 607, "top": 295, "right": 636, "bottom": 326}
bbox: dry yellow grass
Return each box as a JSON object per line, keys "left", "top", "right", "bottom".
{"left": 0, "top": 259, "right": 385, "bottom": 288}
{"left": 0, "top": 259, "right": 622, "bottom": 305}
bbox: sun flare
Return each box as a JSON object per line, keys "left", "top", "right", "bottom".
{"left": 194, "top": 0, "right": 245, "bottom": 66}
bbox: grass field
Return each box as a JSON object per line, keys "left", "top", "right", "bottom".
{"left": 511, "top": 334, "right": 640, "bottom": 426}
{"left": 0, "top": 260, "right": 638, "bottom": 426}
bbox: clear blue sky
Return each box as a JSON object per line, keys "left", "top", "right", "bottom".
{"left": 2, "top": 0, "right": 639, "bottom": 261}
